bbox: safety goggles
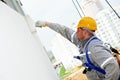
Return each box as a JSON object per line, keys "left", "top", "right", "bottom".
{"left": 78, "top": 27, "right": 95, "bottom": 35}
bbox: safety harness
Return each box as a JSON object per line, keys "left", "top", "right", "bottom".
{"left": 82, "top": 37, "right": 106, "bottom": 75}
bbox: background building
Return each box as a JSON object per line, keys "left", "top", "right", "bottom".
{"left": 96, "top": 6, "right": 120, "bottom": 48}
{"left": 51, "top": 34, "right": 82, "bottom": 70}
{"left": 81, "top": 0, "right": 104, "bottom": 17}
{"left": 79, "top": 0, "right": 120, "bottom": 48}
{"left": 1, "top": 0, "right": 25, "bottom": 15}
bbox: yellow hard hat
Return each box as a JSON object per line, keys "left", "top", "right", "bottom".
{"left": 77, "top": 16, "right": 97, "bottom": 31}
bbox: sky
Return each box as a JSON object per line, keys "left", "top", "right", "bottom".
{"left": 21, "top": 0, "right": 80, "bottom": 26}
{"left": 20, "top": 0, "right": 81, "bottom": 51}
{"left": 20, "top": 0, "right": 120, "bottom": 24}
{"left": 20, "top": 0, "right": 120, "bottom": 51}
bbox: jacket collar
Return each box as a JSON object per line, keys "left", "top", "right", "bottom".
{"left": 81, "top": 36, "right": 96, "bottom": 48}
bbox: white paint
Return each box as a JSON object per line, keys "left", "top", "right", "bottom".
{"left": 0, "top": 2, "right": 59, "bottom": 80}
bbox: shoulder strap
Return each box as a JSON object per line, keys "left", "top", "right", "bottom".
{"left": 83, "top": 37, "right": 106, "bottom": 75}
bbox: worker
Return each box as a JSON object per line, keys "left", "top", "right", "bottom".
{"left": 36, "top": 16, "right": 120, "bottom": 80}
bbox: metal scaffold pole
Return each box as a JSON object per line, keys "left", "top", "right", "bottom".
{"left": 105, "top": 0, "right": 120, "bottom": 19}
{"left": 72, "top": 0, "right": 82, "bottom": 18}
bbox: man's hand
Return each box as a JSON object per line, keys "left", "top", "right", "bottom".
{"left": 35, "top": 21, "right": 46, "bottom": 28}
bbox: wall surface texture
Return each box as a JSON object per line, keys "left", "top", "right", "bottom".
{"left": 0, "top": 2, "right": 59, "bottom": 80}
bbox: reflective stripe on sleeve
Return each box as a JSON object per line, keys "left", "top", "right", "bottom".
{"left": 71, "top": 32, "right": 76, "bottom": 42}
{"left": 80, "top": 51, "right": 91, "bottom": 56}
{"left": 101, "top": 57, "right": 114, "bottom": 69}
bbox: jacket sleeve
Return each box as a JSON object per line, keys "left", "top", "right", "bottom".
{"left": 89, "top": 42, "right": 120, "bottom": 80}
{"left": 47, "top": 22, "right": 78, "bottom": 46}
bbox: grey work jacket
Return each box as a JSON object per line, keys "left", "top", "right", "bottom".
{"left": 47, "top": 22, "right": 120, "bottom": 80}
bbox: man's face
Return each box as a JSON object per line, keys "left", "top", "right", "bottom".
{"left": 76, "top": 28, "right": 85, "bottom": 41}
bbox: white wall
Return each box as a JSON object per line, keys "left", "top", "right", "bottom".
{"left": 0, "top": 2, "right": 59, "bottom": 80}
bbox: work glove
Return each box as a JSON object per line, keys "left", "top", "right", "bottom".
{"left": 35, "top": 21, "right": 46, "bottom": 28}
